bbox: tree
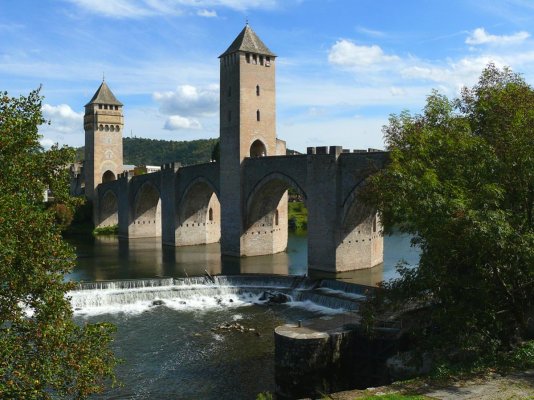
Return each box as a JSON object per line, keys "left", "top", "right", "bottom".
{"left": 211, "top": 140, "right": 220, "bottom": 162}
{"left": 362, "top": 65, "right": 533, "bottom": 366}
{"left": 0, "top": 89, "right": 117, "bottom": 398}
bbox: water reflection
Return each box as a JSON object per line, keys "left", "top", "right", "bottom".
{"left": 68, "top": 232, "right": 419, "bottom": 286}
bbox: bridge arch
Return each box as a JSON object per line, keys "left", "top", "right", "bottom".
{"left": 99, "top": 189, "right": 118, "bottom": 227}
{"left": 130, "top": 181, "right": 161, "bottom": 238}
{"left": 337, "top": 181, "right": 383, "bottom": 270}
{"left": 175, "top": 177, "right": 221, "bottom": 246}
{"left": 243, "top": 172, "right": 307, "bottom": 256}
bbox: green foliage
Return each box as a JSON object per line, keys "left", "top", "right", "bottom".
{"left": 288, "top": 201, "right": 308, "bottom": 231}
{"left": 362, "top": 65, "right": 534, "bottom": 367}
{"left": 255, "top": 392, "right": 273, "bottom": 400}
{"left": 93, "top": 225, "right": 119, "bottom": 236}
{"left": 47, "top": 202, "right": 74, "bottom": 230}
{"left": 72, "top": 198, "right": 92, "bottom": 224}
{"left": 211, "top": 140, "right": 220, "bottom": 162}
{"left": 0, "top": 89, "right": 117, "bottom": 398}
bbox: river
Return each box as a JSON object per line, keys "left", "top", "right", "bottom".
{"left": 67, "top": 232, "right": 419, "bottom": 399}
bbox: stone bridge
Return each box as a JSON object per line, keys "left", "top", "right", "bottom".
{"left": 87, "top": 25, "right": 390, "bottom": 273}
{"left": 95, "top": 146, "right": 388, "bottom": 273}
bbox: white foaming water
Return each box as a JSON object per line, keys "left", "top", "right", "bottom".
{"left": 69, "top": 277, "right": 366, "bottom": 317}
{"left": 287, "top": 300, "right": 349, "bottom": 315}
{"left": 315, "top": 287, "right": 367, "bottom": 300}
{"left": 70, "top": 286, "right": 259, "bottom": 316}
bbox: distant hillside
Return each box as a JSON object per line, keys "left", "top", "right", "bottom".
{"left": 76, "top": 137, "right": 218, "bottom": 166}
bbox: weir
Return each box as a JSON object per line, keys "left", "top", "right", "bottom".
{"left": 69, "top": 275, "right": 373, "bottom": 314}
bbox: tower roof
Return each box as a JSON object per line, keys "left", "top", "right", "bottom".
{"left": 219, "top": 24, "right": 276, "bottom": 58}
{"left": 85, "top": 81, "right": 123, "bottom": 107}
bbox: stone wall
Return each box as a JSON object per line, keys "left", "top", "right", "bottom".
{"left": 94, "top": 149, "right": 389, "bottom": 272}
{"left": 275, "top": 320, "right": 397, "bottom": 399}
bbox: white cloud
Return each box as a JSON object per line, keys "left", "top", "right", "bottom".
{"left": 401, "top": 55, "right": 506, "bottom": 89}
{"left": 65, "top": 0, "right": 278, "bottom": 18}
{"left": 42, "top": 103, "right": 83, "bottom": 122}
{"left": 389, "top": 86, "right": 405, "bottom": 96}
{"left": 356, "top": 26, "right": 386, "bottom": 38}
{"left": 328, "top": 39, "right": 400, "bottom": 69}
{"left": 466, "top": 27, "right": 530, "bottom": 45}
{"left": 41, "top": 104, "right": 84, "bottom": 134}
{"left": 153, "top": 84, "right": 219, "bottom": 117}
{"left": 197, "top": 9, "right": 217, "bottom": 17}
{"left": 164, "top": 115, "right": 202, "bottom": 130}
{"left": 66, "top": 0, "right": 157, "bottom": 18}
{"left": 39, "top": 138, "right": 56, "bottom": 150}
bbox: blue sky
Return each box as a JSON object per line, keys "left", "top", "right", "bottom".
{"left": 2, "top": 0, "right": 533, "bottom": 152}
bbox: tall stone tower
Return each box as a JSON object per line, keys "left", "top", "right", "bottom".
{"left": 219, "top": 24, "right": 286, "bottom": 256}
{"left": 83, "top": 81, "right": 124, "bottom": 201}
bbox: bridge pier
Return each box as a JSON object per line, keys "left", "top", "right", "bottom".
{"left": 161, "top": 163, "right": 180, "bottom": 246}
{"left": 117, "top": 171, "right": 131, "bottom": 237}
{"left": 306, "top": 153, "right": 338, "bottom": 272}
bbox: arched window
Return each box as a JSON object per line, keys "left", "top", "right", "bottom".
{"left": 209, "top": 208, "right": 213, "bottom": 221}
{"left": 102, "top": 170, "right": 116, "bottom": 183}
{"left": 256, "top": 110, "right": 260, "bottom": 121}
{"left": 373, "top": 215, "right": 377, "bottom": 232}
{"left": 275, "top": 210, "right": 279, "bottom": 226}
{"left": 256, "top": 85, "right": 260, "bottom": 96}
{"left": 250, "top": 139, "right": 266, "bottom": 157}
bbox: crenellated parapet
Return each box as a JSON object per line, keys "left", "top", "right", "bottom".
{"left": 161, "top": 162, "right": 181, "bottom": 173}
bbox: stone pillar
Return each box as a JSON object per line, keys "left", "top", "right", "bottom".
{"left": 306, "top": 152, "right": 339, "bottom": 272}
{"left": 117, "top": 171, "right": 131, "bottom": 238}
{"left": 160, "top": 162, "right": 180, "bottom": 246}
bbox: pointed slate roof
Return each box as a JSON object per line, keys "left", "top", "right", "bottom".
{"left": 85, "top": 81, "right": 123, "bottom": 107}
{"left": 219, "top": 24, "right": 276, "bottom": 58}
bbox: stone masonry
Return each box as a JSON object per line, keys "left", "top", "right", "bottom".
{"left": 86, "top": 25, "right": 387, "bottom": 273}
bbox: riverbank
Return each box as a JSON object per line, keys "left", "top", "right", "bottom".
{"left": 321, "top": 370, "right": 534, "bottom": 399}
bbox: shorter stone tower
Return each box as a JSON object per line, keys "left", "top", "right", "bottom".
{"left": 83, "top": 81, "right": 124, "bottom": 201}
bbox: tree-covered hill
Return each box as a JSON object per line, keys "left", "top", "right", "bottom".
{"left": 76, "top": 137, "right": 219, "bottom": 166}
{"left": 76, "top": 137, "right": 298, "bottom": 166}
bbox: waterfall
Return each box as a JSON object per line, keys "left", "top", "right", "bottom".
{"left": 317, "top": 280, "right": 375, "bottom": 297}
{"left": 69, "top": 275, "right": 371, "bottom": 316}
{"left": 75, "top": 277, "right": 174, "bottom": 291}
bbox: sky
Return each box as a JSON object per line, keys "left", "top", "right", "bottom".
{"left": 2, "top": 0, "right": 533, "bottom": 152}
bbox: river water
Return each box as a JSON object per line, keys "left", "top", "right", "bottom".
{"left": 67, "top": 233, "right": 419, "bottom": 399}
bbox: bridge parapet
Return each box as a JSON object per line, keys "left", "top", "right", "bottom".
{"left": 307, "top": 146, "right": 386, "bottom": 156}
{"left": 118, "top": 171, "right": 132, "bottom": 181}
{"left": 161, "top": 162, "right": 181, "bottom": 173}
